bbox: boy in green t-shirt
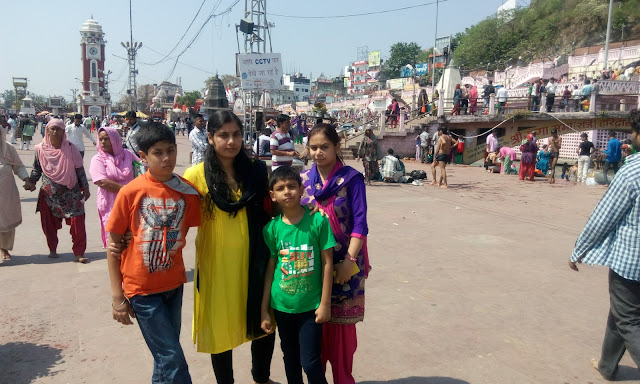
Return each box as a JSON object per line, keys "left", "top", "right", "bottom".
{"left": 261, "top": 166, "right": 335, "bottom": 384}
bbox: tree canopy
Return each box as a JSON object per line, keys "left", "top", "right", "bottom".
{"left": 176, "top": 90, "right": 202, "bottom": 107}
{"left": 382, "top": 42, "right": 422, "bottom": 79}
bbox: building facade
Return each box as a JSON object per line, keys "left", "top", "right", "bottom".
{"left": 283, "top": 74, "right": 311, "bottom": 102}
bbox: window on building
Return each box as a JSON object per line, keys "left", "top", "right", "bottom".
{"left": 296, "top": 88, "right": 299, "bottom": 92}
{"left": 91, "top": 62, "right": 97, "bottom": 78}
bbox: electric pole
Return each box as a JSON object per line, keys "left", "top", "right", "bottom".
{"left": 121, "top": 0, "right": 142, "bottom": 111}
{"left": 70, "top": 88, "right": 78, "bottom": 112}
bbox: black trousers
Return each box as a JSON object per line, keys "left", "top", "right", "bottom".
{"left": 603, "top": 161, "right": 619, "bottom": 184}
{"left": 546, "top": 95, "right": 555, "bottom": 112}
{"left": 210, "top": 332, "right": 275, "bottom": 384}
{"left": 598, "top": 269, "right": 640, "bottom": 380}
{"left": 274, "top": 310, "right": 327, "bottom": 384}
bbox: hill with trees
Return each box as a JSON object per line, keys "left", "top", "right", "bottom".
{"left": 452, "top": 0, "right": 640, "bottom": 72}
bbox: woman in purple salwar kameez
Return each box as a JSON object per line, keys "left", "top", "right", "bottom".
{"left": 300, "top": 123, "right": 370, "bottom": 384}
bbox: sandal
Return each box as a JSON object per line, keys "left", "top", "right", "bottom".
{"left": 1, "top": 250, "right": 10, "bottom": 260}
{"left": 74, "top": 256, "right": 89, "bottom": 264}
{"left": 48, "top": 252, "right": 59, "bottom": 258}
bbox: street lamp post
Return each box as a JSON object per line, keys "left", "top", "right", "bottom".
{"left": 70, "top": 88, "right": 78, "bottom": 113}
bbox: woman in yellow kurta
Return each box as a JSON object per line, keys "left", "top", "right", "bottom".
{"left": 183, "top": 110, "right": 275, "bottom": 384}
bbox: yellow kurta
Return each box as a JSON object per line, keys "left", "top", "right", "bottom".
{"left": 184, "top": 163, "right": 251, "bottom": 354}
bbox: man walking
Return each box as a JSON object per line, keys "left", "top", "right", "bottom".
{"left": 602, "top": 130, "right": 622, "bottom": 184}
{"left": 568, "top": 109, "right": 640, "bottom": 381}
{"left": 576, "top": 133, "right": 594, "bottom": 183}
{"left": 548, "top": 129, "right": 562, "bottom": 183}
{"left": 124, "top": 111, "right": 143, "bottom": 155}
{"left": 65, "top": 114, "right": 96, "bottom": 158}
{"left": 189, "top": 114, "right": 208, "bottom": 165}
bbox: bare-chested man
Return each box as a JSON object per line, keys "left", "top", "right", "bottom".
{"left": 548, "top": 128, "right": 562, "bottom": 183}
{"left": 431, "top": 126, "right": 458, "bottom": 188}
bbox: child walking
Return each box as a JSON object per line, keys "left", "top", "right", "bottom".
{"left": 106, "top": 122, "right": 201, "bottom": 383}
{"left": 261, "top": 166, "right": 335, "bottom": 384}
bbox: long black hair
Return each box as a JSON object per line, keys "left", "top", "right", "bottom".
{"left": 203, "top": 110, "right": 253, "bottom": 218}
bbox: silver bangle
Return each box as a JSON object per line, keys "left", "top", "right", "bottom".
{"left": 112, "top": 298, "right": 128, "bottom": 310}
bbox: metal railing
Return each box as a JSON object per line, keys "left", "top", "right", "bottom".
{"left": 437, "top": 93, "right": 640, "bottom": 117}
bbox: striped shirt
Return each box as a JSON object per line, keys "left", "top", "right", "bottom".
{"left": 571, "top": 153, "right": 640, "bottom": 281}
{"left": 189, "top": 127, "right": 208, "bottom": 165}
{"left": 270, "top": 130, "right": 294, "bottom": 169}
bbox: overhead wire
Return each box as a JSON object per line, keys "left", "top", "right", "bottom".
{"left": 161, "top": 0, "right": 240, "bottom": 82}
{"left": 145, "top": 0, "right": 209, "bottom": 65}
{"left": 267, "top": 0, "right": 448, "bottom": 19}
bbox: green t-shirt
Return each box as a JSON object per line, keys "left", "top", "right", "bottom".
{"left": 263, "top": 206, "right": 337, "bottom": 314}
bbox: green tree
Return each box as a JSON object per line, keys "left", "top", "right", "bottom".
{"left": 176, "top": 90, "right": 202, "bottom": 107}
{"left": 382, "top": 42, "right": 422, "bottom": 79}
{"left": 1, "top": 90, "right": 16, "bottom": 110}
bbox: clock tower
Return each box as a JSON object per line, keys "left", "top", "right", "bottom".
{"left": 79, "top": 18, "right": 109, "bottom": 117}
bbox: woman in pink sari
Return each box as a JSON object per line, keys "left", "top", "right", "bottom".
{"left": 89, "top": 127, "right": 139, "bottom": 247}
{"left": 469, "top": 85, "right": 479, "bottom": 115}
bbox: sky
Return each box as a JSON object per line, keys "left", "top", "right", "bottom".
{"left": 0, "top": 0, "right": 529, "bottom": 103}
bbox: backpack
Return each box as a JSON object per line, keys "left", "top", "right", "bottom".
{"left": 409, "top": 170, "right": 427, "bottom": 179}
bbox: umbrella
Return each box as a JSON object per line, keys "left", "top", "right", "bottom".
{"left": 117, "top": 111, "right": 149, "bottom": 119}
{"left": 37, "top": 110, "right": 50, "bottom": 116}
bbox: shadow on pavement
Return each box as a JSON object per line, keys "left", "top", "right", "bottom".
{"left": 360, "top": 377, "right": 470, "bottom": 384}
{"left": 0, "top": 342, "right": 63, "bottom": 382}
{"left": 2, "top": 251, "right": 106, "bottom": 266}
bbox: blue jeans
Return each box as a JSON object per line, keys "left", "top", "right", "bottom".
{"left": 129, "top": 285, "right": 192, "bottom": 384}
{"left": 274, "top": 309, "right": 327, "bottom": 384}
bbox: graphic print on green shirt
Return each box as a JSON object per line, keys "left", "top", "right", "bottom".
{"left": 263, "top": 206, "right": 337, "bottom": 314}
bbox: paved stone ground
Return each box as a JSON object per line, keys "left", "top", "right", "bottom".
{"left": 1, "top": 133, "right": 638, "bottom": 384}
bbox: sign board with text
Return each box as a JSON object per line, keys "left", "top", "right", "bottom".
{"left": 237, "top": 53, "right": 283, "bottom": 91}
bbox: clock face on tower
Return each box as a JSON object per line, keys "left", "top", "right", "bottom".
{"left": 86, "top": 45, "right": 100, "bottom": 59}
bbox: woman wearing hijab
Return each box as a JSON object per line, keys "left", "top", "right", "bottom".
{"left": 183, "top": 110, "right": 276, "bottom": 384}
{"left": 28, "top": 119, "right": 91, "bottom": 263}
{"left": 0, "top": 115, "right": 34, "bottom": 260}
{"left": 89, "top": 126, "right": 140, "bottom": 248}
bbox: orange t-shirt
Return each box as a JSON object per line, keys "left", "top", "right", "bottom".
{"left": 106, "top": 172, "right": 201, "bottom": 298}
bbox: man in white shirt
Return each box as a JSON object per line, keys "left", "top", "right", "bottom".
{"left": 188, "top": 114, "right": 209, "bottom": 165}
{"left": 253, "top": 128, "right": 272, "bottom": 157}
{"left": 65, "top": 114, "right": 95, "bottom": 158}
{"left": 381, "top": 148, "right": 403, "bottom": 182}
{"left": 496, "top": 87, "right": 508, "bottom": 114}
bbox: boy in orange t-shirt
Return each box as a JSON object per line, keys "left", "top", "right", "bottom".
{"left": 106, "top": 122, "right": 201, "bottom": 383}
